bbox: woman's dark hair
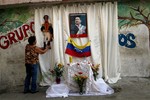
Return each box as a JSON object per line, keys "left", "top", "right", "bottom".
{"left": 28, "top": 36, "right": 36, "bottom": 45}
{"left": 43, "top": 15, "right": 49, "bottom": 20}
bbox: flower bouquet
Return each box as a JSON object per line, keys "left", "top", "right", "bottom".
{"left": 73, "top": 72, "right": 88, "bottom": 95}
{"left": 50, "top": 63, "right": 64, "bottom": 84}
{"left": 91, "top": 64, "right": 100, "bottom": 81}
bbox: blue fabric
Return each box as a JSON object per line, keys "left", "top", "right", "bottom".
{"left": 24, "top": 63, "right": 39, "bottom": 92}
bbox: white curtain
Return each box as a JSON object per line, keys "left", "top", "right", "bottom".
{"left": 34, "top": 2, "right": 120, "bottom": 86}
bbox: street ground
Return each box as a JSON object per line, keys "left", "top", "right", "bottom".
{"left": 0, "top": 77, "right": 150, "bottom": 100}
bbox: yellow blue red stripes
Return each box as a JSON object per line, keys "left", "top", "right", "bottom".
{"left": 65, "top": 38, "right": 91, "bottom": 57}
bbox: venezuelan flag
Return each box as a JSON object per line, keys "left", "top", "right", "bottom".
{"left": 65, "top": 38, "right": 91, "bottom": 57}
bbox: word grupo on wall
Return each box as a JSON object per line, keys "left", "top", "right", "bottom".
{"left": 0, "top": 21, "right": 34, "bottom": 49}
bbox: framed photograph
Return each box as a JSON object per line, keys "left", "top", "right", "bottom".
{"left": 69, "top": 13, "right": 88, "bottom": 38}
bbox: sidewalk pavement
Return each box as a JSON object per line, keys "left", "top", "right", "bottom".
{"left": 0, "top": 77, "right": 150, "bottom": 100}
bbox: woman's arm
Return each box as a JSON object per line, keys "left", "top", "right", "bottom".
{"left": 35, "top": 46, "right": 49, "bottom": 54}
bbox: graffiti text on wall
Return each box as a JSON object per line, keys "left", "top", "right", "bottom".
{"left": 0, "top": 21, "right": 34, "bottom": 49}
{"left": 118, "top": 3, "right": 150, "bottom": 47}
{"left": 119, "top": 33, "right": 136, "bottom": 48}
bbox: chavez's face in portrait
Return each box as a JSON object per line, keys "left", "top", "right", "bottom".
{"left": 75, "top": 17, "right": 81, "bottom": 25}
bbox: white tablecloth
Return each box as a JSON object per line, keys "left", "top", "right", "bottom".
{"left": 46, "top": 83, "right": 69, "bottom": 98}
{"left": 46, "top": 61, "right": 114, "bottom": 98}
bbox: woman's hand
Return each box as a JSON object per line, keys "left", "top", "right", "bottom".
{"left": 46, "top": 45, "right": 51, "bottom": 49}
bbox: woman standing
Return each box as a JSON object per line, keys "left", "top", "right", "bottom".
{"left": 24, "top": 36, "right": 49, "bottom": 94}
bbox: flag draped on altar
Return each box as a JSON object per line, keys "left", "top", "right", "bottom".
{"left": 65, "top": 38, "right": 91, "bottom": 57}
